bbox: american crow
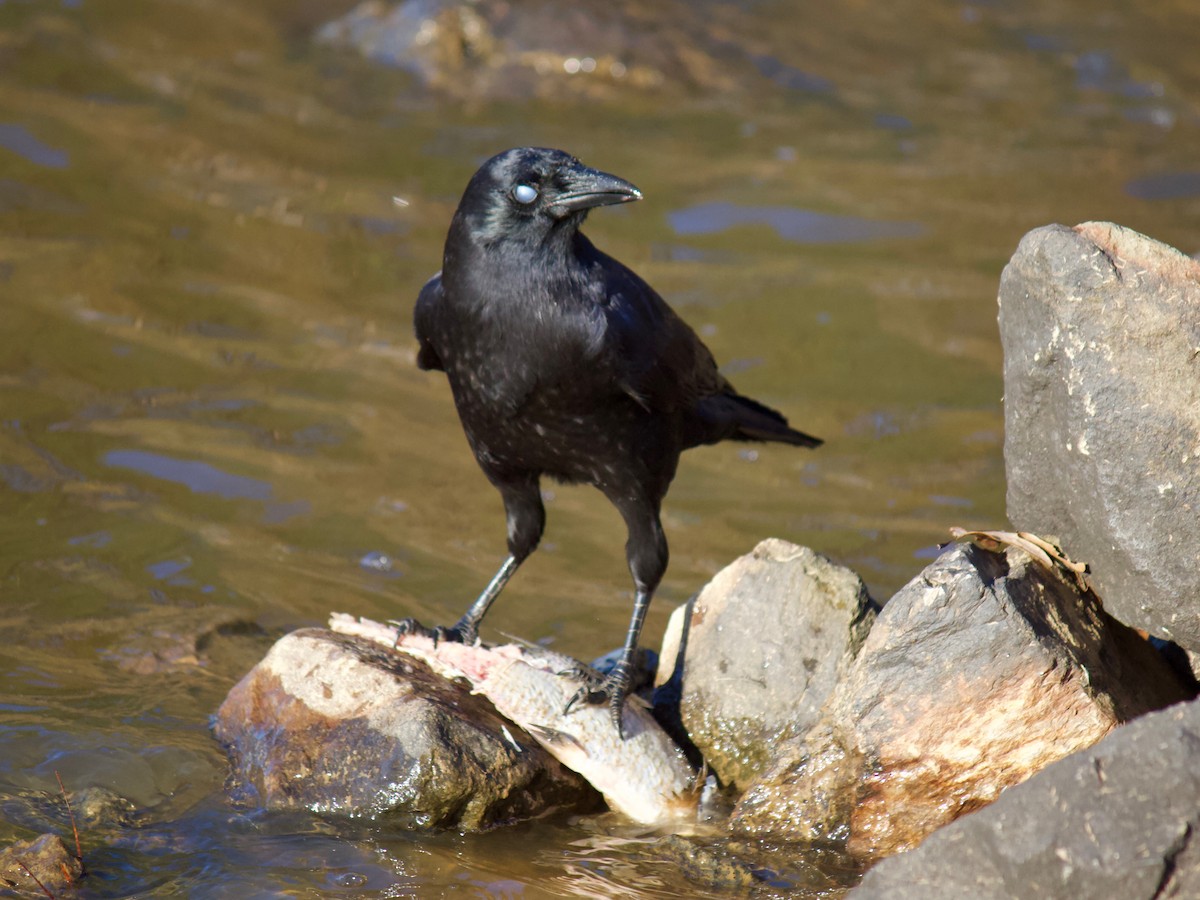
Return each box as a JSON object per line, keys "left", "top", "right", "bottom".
{"left": 405, "top": 147, "right": 821, "bottom": 736}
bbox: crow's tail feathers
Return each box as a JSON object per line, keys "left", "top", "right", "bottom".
{"left": 698, "top": 392, "right": 823, "bottom": 448}
{"left": 740, "top": 421, "right": 824, "bottom": 447}
{"left": 733, "top": 395, "right": 823, "bottom": 447}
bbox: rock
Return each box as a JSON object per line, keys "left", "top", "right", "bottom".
{"left": 729, "top": 541, "right": 1193, "bottom": 859}
{"left": 66, "top": 785, "right": 135, "bottom": 830}
{"left": 658, "top": 539, "right": 876, "bottom": 790}
{"left": 314, "top": 0, "right": 829, "bottom": 102}
{"left": 850, "top": 696, "right": 1200, "bottom": 899}
{"left": 314, "top": 0, "right": 700, "bottom": 100}
{"left": 655, "top": 834, "right": 767, "bottom": 893}
{"left": 655, "top": 834, "right": 862, "bottom": 896}
{"left": 105, "top": 608, "right": 268, "bottom": 675}
{"left": 0, "top": 833, "right": 84, "bottom": 897}
{"left": 1000, "top": 222, "right": 1200, "bottom": 658}
{"left": 213, "top": 628, "right": 600, "bottom": 830}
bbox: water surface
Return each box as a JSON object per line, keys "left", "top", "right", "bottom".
{"left": 1, "top": 0, "right": 1198, "bottom": 895}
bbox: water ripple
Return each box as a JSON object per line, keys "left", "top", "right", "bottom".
{"left": 668, "top": 202, "right": 925, "bottom": 244}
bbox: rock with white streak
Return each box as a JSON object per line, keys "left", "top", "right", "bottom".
{"left": 1000, "top": 221, "right": 1200, "bottom": 659}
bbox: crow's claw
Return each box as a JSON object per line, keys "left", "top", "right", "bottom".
{"left": 558, "top": 660, "right": 605, "bottom": 687}
{"left": 560, "top": 662, "right": 606, "bottom": 712}
{"left": 387, "top": 617, "right": 474, "bottom": 648}
{"left": 561, "top": 660, "right": 634, "bottom": 739}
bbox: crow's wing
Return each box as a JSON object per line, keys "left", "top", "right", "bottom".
{"left": 413, "top": 272, "right": 445, "bottom": 372}
{"left": 586, "top": 248, "right": 726, "bottom": 414}
{"left": 588, "top": 244, "right": 821, "bottom": 448}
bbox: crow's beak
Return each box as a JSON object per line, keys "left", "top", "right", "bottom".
{"left": 551, "top": 164, "right": 642, "bottom": 213}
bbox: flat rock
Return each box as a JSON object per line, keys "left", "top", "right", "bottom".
{"left": 659, "top": 539, "right": 876, "bottom": 789}
{"left": 850, "top": 696, "right": 1200, "bottom": 899}
{"left": 213, "top": 628, "right": 600, "bottom": 830}
{"left": 1000, "top": 221, "right": 1200, "bottom": 657}
{"left": 729, "top": 541, "right": 1193, "bottom": 859}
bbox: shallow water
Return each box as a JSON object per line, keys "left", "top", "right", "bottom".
{"left": 1, "top": 0, "right": 1198, "bottom": 895}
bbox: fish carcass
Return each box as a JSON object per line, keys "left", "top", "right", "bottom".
{"left": 329, "top": 613, "right": 698, "bottom": 825}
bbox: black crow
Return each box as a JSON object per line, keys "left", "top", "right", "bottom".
{"left": 404, "top": 147, "right": 821, "bottom": 736}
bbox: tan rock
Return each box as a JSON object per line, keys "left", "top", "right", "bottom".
{"left": 730, "top": 542, "right": 1194, "bottom": 859}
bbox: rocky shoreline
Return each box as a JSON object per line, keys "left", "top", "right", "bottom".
{"left": 206, "top": 221, "right": 1200, "bottom": 896}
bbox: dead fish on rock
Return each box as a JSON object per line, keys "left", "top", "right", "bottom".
{"left": 329, "top": 613, "right": 699, "bottom": 825}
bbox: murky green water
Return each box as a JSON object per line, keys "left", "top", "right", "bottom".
{"left": 1, "top": 0, "right": 1198, "bottom": 895}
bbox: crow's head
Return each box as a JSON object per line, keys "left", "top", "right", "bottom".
{"left": 452, "top": 147, "right": 642, "bottom": 247}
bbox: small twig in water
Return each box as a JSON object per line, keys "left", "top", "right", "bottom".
{"left": 15, "top": 859, "right": 55, "bottom": 899}
{"left": 54, "top": 770, "right": 85, "bottom": 878}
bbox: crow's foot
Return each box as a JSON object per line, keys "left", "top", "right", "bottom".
{"left": 387, "top": 617, "right": 476, "bottom": 647}
{"left": 562, "top": 659, "right": 634, "bottom": 739}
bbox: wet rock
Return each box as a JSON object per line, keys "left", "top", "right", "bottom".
{"left": 851, "top": 696, "right": 1200, "bottom": 899}
{"left": 1000, "top": 222, "right": 1200, "bottom": 660}
{"left": 314, "top": 0, "right": 823, "bottom": 102}
{"left": 213, "top": 628, "right": 600, "bottom": 830}
{"left": 59, "top": 785, "right": 134, "bottom": 831}
{"left": 0, "top": 833, "right": 84, "bottom": 897}
{"left": 658, "top": 539, "right": 876, "bottom": 790}
{"left": 315, "top": 0, "right": 674, "bottom": 101}
{"left": 656, "top": 834, "right": 765, "bottom": 892}
{"left": 103, "top": 606, "right": 269, "bottom": 676}
{"left": 656, "top": 834, "right": 862, "bottom": 896}
{"left": 729, "top": 542, "right": 1193, "bottom": 859}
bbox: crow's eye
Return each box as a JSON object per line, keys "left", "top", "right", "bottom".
{"left": 513, "top": 184, "right": 539, "bottom": 204}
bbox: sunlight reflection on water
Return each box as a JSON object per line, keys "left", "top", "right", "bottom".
{"left": 103, "top": 450, "right": 273, "bottom": 500}
{"left": 668, "top": 202, "right": 924, "bottom": 244}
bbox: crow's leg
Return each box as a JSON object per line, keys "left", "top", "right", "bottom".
{"left": 565, "top": 495, "right": 667, "bottom": 738}
{"left": 394, "top": 476, "right": 544, "bottom": 644}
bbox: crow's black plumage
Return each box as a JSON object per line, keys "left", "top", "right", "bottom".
{"left": 405, "top": 147, "right": 821, "bottom": 736}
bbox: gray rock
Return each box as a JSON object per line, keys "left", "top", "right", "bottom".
{"left": 214, "top": 628, "right": 600, "bottom": 830}
{"left": 850, "top": 696, "right": 1200, "bottom": 899}
{"left": 1000, "top": 221, "right": 1200, "bottom": 655}
{"left": 730, "top": 542, "right": 1193, "bottom": 858}
{"left": 659, "top": 539, "right": 876, "bottom": 790}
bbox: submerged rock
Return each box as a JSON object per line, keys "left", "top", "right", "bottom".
{"left": 314, "top": 0, "right": 830, "bottom": 102}
{"left": 107, "top": 607, "right": 268, "bottom": 676}
{"left": 214, "top": 628, "right": 600, "bottom": 830}
{"left": 0, "top": 833, "right": 84, "bottom": 897}
{"left": 851, "top": 695, "right": 1200, "bottom": 899}
{"left": 1000, "top": 221, "right": 1200, "bottom": 662}
{"left": 658, "top": 539, "right": 876, "bottom": 790}
{"left": 656, "top": 833, "right": 862, "bottom": 896}
{"left": 315, "top": 0, "right": 698, "bottom": 100}
{"left": 729, "top": 541, "right": 1193, "bottom": 859}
